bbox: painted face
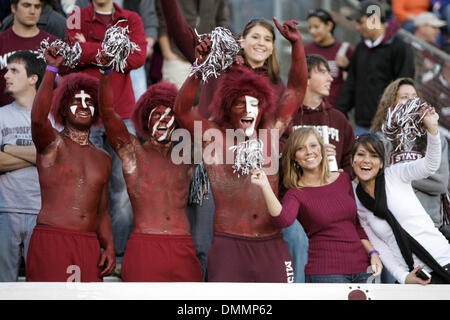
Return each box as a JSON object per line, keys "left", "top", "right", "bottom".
{"left": 294, "top": 134, "right": 322, "bottom": 171}
{"left": 307, "top": 17, "right": 333, "bottom": 46}
{"left": 11, "top": 0, "right": 42, "bottom": 28}
{"left": 65, "top": 90, "right": 95, "bottom": 128}
{"left": 230, "top": 95, "right": 260, "bottom": 136}
{"left": 395, "top": 84, "right": 417, "bottom": 106}
{"left": 352, "top": 144, "right": 383, "bottom": 183}
{"left": 69, "top": 90, "right": 95, "bottom": 117}
{"left": 148, "top": 105, "right": 175, "bottom": 143}
{"left": 308, "top": 63, "right": 333, "bottom": 98}
{"left": 240, "top": 25, "right": 274, "bottom": 68}
{"left": 4, "top": 61, "right": 33, "bottom": 96}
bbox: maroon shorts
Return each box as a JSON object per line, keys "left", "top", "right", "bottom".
{"left": 207, "top": 232, "right": 293, "bottom": 282}
{"left": 26, "top": 225, "right": 102, "bottom": 282}
{"left": 121, "top": 233, "right": 203, "bottom": 282}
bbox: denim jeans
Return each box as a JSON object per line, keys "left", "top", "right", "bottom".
{"left": 130, "top": 66, "right": 147, "bottom": 101}
{"left": 282, "top": 220, "right": 309, "bottom": 283}
{"left": 306, "top": 271, "right": 372, "bottom": 283}
{"left": 0, "top": 213, "right": 37, "bottom": 281}
{"left": 89, "top": 119, "right": 136, "bottom": 263}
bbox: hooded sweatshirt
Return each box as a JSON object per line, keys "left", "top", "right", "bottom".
{"left": 287, "top": 101, "right": 355, "bottom": 176}
{"left": 337, "top": 19, "right": 415, "bottom": 128}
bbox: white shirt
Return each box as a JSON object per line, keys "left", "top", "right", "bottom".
{"left": 355, "top": 132, "right": 450, "bottom": 283}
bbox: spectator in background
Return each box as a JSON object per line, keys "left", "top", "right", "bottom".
{"left": 0, "top": 0, "right": 11, "bottom": 26}
{"left": 392, "top": 0, "right": 431, "bottom": 33}
{"left": 73, "top": 0, "right": 158, "bottom": 101}
{"left": 419, "top": 43, "right": 450, "bottom": 172}
{"left": 0, "top": 0, "right": 57, "bottom": 107}
{"left": 411, "top": 12, "right": 446, "bottom": 82}
{"left": 1, "top": 0, "right": 67, "bottom": 40}
{"left": 432, "top": 0, "right": 450, "bottom": 37}
{"left": 371, "top": 77, "right": 449, "bottom": 228}
{"left": 65, "top": 0, "right": 147, "bottom": 275}
{"left": 122, "top": 0, "right": 158, "bottom": 101}
{"left": 0, "top": 51, "right": 45, "bottom": 282}
{"left": 305, "top": 9, "right": 354, "bottom": 108}
{"left": 338, "top": 0, "right": 414, "bottom": 136}
{"left": 155, "top": 0, "right": 229, "bottom": 90}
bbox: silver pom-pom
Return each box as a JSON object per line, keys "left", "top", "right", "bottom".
{"left": 37, "top": 38, "right": 81, "bottom": 69}
{"left": 229, "top": 139, "right": 265, "bottom": 177}
{"left": 188, "top": 162, "right": 210, "bottom": 206}
{"left": 189, "top": 27, "right": 241, "bottom": 82}
{"left": 382, "top": 97, "right": 430, "bottom": 152}
{"left": 97, "top": 20, "right": 141, "bottom": 73}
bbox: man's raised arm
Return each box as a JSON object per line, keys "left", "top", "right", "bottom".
{"left": 272, "top": 18, "right": 307, "bottom": 132}
{"left": 31, "top": 48, "right": 62, "bottom": 153}
{"left": 174, "top": 40, "right": 214, "bottom": 135}
{"left": 98, "top": 56, "right": 133, "bottom": 151}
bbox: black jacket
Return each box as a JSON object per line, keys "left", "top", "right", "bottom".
{"left": 337, "top": 20, "right": 415, "bottom": 127}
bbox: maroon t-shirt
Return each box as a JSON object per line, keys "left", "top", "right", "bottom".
{"left": 304, "top": 41, "right": 354, "bottom": 108}
{"left": 0, "top": 28, "right": 57, "bottom": 107}
{"left": 271, "top": 173, "right": 369, "bottom": 275}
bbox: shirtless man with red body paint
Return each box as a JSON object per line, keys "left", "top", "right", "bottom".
{"left": 174, "top": 18, "right": 308, "bottom": 282}
{"left": 25, "top": 48, "right": 115, "bottom": 282}
{"left": 96, "top": 55, "right": 202, "bottom": 282}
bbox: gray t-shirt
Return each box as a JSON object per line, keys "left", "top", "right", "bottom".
{"left": 0, "top": 101, "right": 41, "bottom": 214}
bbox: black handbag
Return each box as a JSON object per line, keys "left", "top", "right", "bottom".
{"left": 439, "top": 193, "right": 450, "bottom": 242}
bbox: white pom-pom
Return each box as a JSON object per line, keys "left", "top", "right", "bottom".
{"left": 229, "top": 139, "right": 265, "bottom": 177}
{"left": 189, "top": 27, "right": 241, "bottom": 82}
{"left": 381, "top": 97, "right": 429, "bottom": 152}
{"left": 37, "top": 38, "right": 81, "bottom": 69}
{"left": 97, "top": 20, "right": 141, "bottom": 73}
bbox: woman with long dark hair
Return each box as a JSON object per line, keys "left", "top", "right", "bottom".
{"left": 352, "top": 106, "right": 450, "bottom": 284}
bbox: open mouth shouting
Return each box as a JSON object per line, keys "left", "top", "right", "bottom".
{"left": 149, "top": 106, "right": 175, "bottom": 142}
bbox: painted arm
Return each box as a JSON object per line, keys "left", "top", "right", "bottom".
{"left": 98, "top": 54, "right": 133, "bottom": 151}
{"left": 174, "top": 39, "right": 214, "bottom": 135}
{"left": 31, "top": 48, "right": 63, "bottom": 153}
{"left": 272, "top": 18, "right": 308, "bottom": 132}
{"left": 96, "top": 163, "right": 116, "bottom": 277}
{"left": 159, "top": 0, "right": 198, "bottom": 63}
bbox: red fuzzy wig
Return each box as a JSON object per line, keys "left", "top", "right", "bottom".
{"left": 50, "top": 73, "right": 100, "bottom": 127}
{"left": 131, "top": 81, "right": 178, "bottom": 139}
{"left": 209, "top": 65, "right": 277, "bottom": 126}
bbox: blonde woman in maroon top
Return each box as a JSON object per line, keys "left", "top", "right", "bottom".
{"left": 251, "top": 127, "right": 383, "bottom": 283}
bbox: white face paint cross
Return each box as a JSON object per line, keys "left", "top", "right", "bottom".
{"left": 70, "top": 90, "right": 95, "bottom": 117}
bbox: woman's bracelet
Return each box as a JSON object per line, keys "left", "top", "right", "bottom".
{"left": 369, "top": 250, "right": 379, "bottom": 258}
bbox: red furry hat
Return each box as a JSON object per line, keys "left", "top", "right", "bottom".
{"left": 50, "top": 73, "right": 100, "bottom": 127}
{"left": 209, "top": 65, "right": 277, "bottom": 126}
{"left": 131, "top": 81, "right": 179, "bottom": 139}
